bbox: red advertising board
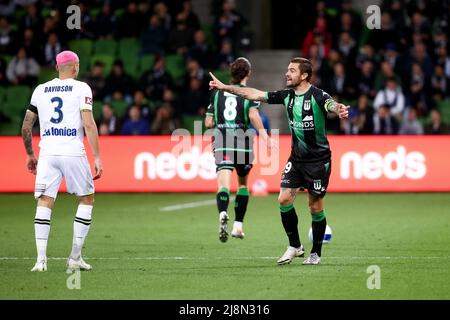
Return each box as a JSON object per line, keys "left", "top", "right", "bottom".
{"left": 1, "top": 136, "right": 449, "bottom": 192}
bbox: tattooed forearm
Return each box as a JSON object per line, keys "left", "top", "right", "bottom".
{"left": 224, "top": 85, "right": 268, "bottom": 102}
{"left": 325, "top": 99, "right": 338, "bottom": 113}
{"left": 21, "top": 111, "right": 37, "bottom": 156}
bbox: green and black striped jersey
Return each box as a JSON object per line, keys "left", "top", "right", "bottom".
{"left": 207, "top": 85, "right": 260, "bottom": 152}
{"left": 266, "top": 85, "right": 334, "bottom": 162}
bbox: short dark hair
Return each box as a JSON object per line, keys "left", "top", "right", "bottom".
{"left": 290, "top": 57, "right": 313, "bottom": 82}
{"left": 230, "top": 57, "right": 251, "bottom": 84}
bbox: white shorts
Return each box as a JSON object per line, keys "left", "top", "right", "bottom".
{"left": 34, "top": 155, "right": 95, "bottom": 199}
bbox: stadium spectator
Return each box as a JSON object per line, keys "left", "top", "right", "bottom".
{"left": 373, "top": 104, "right": 399, "bottom": 135}
{"left": 151, "top": 102, "right": 180, "bottom": 135}
{"left": 424, "top": 109, "right": 450, "bottom": 135}
{"left": 374, "top": 77, "right": 405, "bottom": 121}
{"left": 0, "top": 16, "right": 16, "bottom": 55}
{"left": 93, "top": 3, "right": 117, "bottom": 39}
{"left": 41, "top": 15, "right": 57, "bottom": 42}
{"left": 82, "top": 61, "right": 106, "bottom": 100}
{"left": 167, "top": 21, "right": 193, "bottom": 55}
{"left": 184, "top": 58, "right": 207, "bottom": 90}
{"left": 182, "top": 77, "right": 209, "bottom": 116}
{"left": 367, "top": 11, "right": 399, "bottom": 52}
{"left": 20, "top": 3, "right": 41, "bottom": 31}
{"left": 75, "top": 2, "right": 95, "bottom": 39}
{"left": 175, "top": 0, "right": 200, "bottom": 31}
{"left": 375, "top": 61, "right": 401, "bottom": 91}
{"left": 399, "top": 108, "right": 424, "bottom": 135}
{"left": 98, "top": 103, "right": 120, "bottom": 135}
{"left": 326, "top": 62, "right": 355, "bottom": 101}
{"left": 335, "top": 31, "right": 357, "bottom": 73}
{"left": 118, "top": 2, "right": 144, "bottom": 38}
{"left": 214, "top": 0, "right": 246, "bottom": 49}
{"left": 188, "top": 30, "right": 212, "bottom": 68}
{"left": 139, "top": 54, "right": 173, "bottom": 101}
{"left": 153, "top": 2, "right": 172, "bottom": 32}
{"left": 140, "top": 14, "right": 166, "bottom": 55}
{"left": 42, "top": 32, "right": 63, "bottom": 67}
{"left": 121, "top": 106, "right": 150, "bottom": 135}
{"left": 6, "top": 46, "right": 40, "bottom": 85}
{"left": 104, "top": 60, "right": 135, "bottom": 104}
{"left": 124, "top": 90, "right": 153, "bottom": 123}
{"left": 302, "top": 17, "right": 332, "bottom": 59}
{"left": 408, "top": 42, "right": 434, "bottom": 79}
{"left": 19, "top": 28, "right": 39, "bottom": 60}
{"left": 431, "top": 65, "right": 448, "bottom": 100}
{"left": 408, "top": 63, "right": 429, "bottom": 113}
{"left": 215, "top": 38, "right": 235, "bottom": 69}
{"left": 357, "top": 60, "right": 376, "bottom": 99}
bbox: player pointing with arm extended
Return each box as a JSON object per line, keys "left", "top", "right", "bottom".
{"left": 22, "top": 51, "right": 102, "bottom": 272}
{"left": 210, "top": 57, "right": 348, "bottom": 265}
{"left": 205, "top": 57, "right": 273, "bottom": 242}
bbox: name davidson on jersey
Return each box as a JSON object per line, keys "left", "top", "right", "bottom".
{"left": 289, "top": 115, "right": 314, "bottom": 130}
{"left": 43, "top": 127, "right": 77, "bottom": 136}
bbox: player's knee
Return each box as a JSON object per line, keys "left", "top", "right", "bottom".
{"left": 278, "top": 194, "right": 294, "bottom": 206}
{"left": 79, "top": 194, "right": 95, "bottom": 206}
{"left": 308, "top": 200, "right": 322, "bottom": 213}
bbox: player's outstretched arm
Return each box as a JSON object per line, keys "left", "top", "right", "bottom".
{"left": 81, "top": 110, "right": 103, "bottom": 180}
{"left": 205, "top": 115, "right": 215, "bottom": 128}
{"left": 209, "top": 72, "right": 268, "bottom": 102}
{"left": 21, "top": 110, "right": 38, "bottom": 175}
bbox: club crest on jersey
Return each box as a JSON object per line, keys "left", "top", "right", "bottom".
{"left": 304, "top": 100, "right": 311, "bottom": 111}
{"left": 85, "top": 97, "right": 93, "bottom": 105}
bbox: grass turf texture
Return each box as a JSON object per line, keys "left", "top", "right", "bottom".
{"left": 0, "top": 193, "right": 449, "bottom": 299}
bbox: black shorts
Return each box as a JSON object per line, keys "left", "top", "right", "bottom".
{"left": 280, "top": 157, "right": 332, "bottom": 198}
{"left": 215, "top": 149, "right": 254, "bottom": 177}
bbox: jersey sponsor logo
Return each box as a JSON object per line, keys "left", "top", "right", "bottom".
{"left": 340, "top": 146, "right": 426, "bottom": 180}
{"left": 85, "top": 97, "right": 93, "bottom": 105}
{"left": 289, "top": 115, "right": 315, "bottom": 131}
{"left": 44, "top": 85, "right": 73, "bottom": 93}
{"left": 42, "top": 127, "right": 78, "bottom": 137}
{"left": 304, "top": 100, "right": 311, "bottom": 111}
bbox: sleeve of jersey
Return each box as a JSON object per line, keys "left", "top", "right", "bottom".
{"left": 28, "top": 86, "right": 39, "bottom": 114}
{"left": 249, "top": 100, "right": 261, "bottom": 109}
{"left": 80, "top": 84, "right": 93, "bottom": 111}
{"left": 205, "top": 91, "right": 216, "bottom": 116}
{"left": 318, "top": 89, "right": 334, "bottom": 112}
{"left": 266, "top": 90, "right": 287, "bottom": 104}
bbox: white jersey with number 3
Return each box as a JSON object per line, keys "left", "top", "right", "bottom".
{"left": 30, "top": 78, "right": 93, "bottom": 156}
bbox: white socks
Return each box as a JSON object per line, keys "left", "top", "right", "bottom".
{"left": 233, "top": 221, "right": 243, "bottom": 229}
{"left": 34, "top": 206, "right": 52, "bottom": 262}
{"left": 70, "top": 204, "right": 93, "bottom": 260}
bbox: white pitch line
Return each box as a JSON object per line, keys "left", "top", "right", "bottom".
{"left": 0, "top": 256, "right": 449, "bottom": 261}
{"left": 159, "top": 199, "right": 217, "bottom": 211}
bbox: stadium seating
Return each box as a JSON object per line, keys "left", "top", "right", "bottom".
{"left": 94, "top": 39, "right": 118, "bottom": 55}
{"left": 138, "top": 54, "right": 155, "bottom": 76}
{"left": 68, "top": 39, "right": 93, "bottom": 57}
{"left": 165, "top": 54, "right": 185, "bottom": 81}
{"left": 90, "top": 54, "right": 114, "bottom": 76}
{"left": 38, "top": 68, "right": 57, "bottom": 84}
{"left": 93, "top": 100, "right": 103, "bottom": 122}
{"left": 2, "top": 86, "right": 31, "bottom": 122}
{"left": 110, "top": 99, "right": 129, "bottom": 119}
{"left": 182, "top": 115, "right": 204, "bottom": 135}
{"left": 438, "top": 100, "right": 450, "bottom": 125}
{"left": 211, "top": 68, "right": 231, "bottom": 85}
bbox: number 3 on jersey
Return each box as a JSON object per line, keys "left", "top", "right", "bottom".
{"left": 223, "top": 96, "right": 237, "bottom": 121}
{"left": 50, "top": 97, "right": 63, "bottom": 124}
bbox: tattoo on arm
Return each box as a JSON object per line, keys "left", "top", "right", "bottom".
{"left": 325, "top": 99, "right": 338, "bottom": 113}
{"left": 21, "top": 111, "right": 37, "bottom": 156}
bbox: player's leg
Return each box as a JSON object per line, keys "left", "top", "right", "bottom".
{"left": 277, "top": 160, "right": 304, "bottom": 265}
{"left": 216, "top": 168, "right": 232, "bottom": 242}
{"left": 232, "top": 166, "right": 251, "bottom": 239}
{"left": 31, "top": 156, "right": 62, "bottom": 272}
{"left": 302, "top": 160, "right": 331, "bottom": 265}
{"left": 64, "top": 156, "right": 95, "bottom": 270}
{"left": 302, "top": 194, "right": 325, "bottom": 265}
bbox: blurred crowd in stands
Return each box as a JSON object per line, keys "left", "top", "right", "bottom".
{"left": 0, "top": 0, "right": 449, "bottom": 135}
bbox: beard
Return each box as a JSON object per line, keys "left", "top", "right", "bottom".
{"left": 286, "top": 78, "right": 302, "bottom": 88}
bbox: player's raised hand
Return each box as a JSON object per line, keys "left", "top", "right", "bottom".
{"left": 26, "top": 155, "right": 37, "bottom": 175}
{"left": 209, "top": 72, "right": 226, "bottom": 91}
{"left": 337, "top": 104, "right": 349, "bottom": 119}
{"left": 93, "top": 157, "right": 103, "bottom": 180}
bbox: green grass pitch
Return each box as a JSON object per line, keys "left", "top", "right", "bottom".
{"left": 0, "top": 193, "right": 449, "bottom": 299}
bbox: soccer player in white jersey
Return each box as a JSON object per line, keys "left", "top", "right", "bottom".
{"left": 21, "top": 51, "right": 103, "bottom": 272}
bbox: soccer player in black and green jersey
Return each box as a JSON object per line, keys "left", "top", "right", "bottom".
{"left": 205, "top": 57, "right": 273, "bottom": 243}
{"left": 209, "top": 57, "right": 348, "bottom": 264}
